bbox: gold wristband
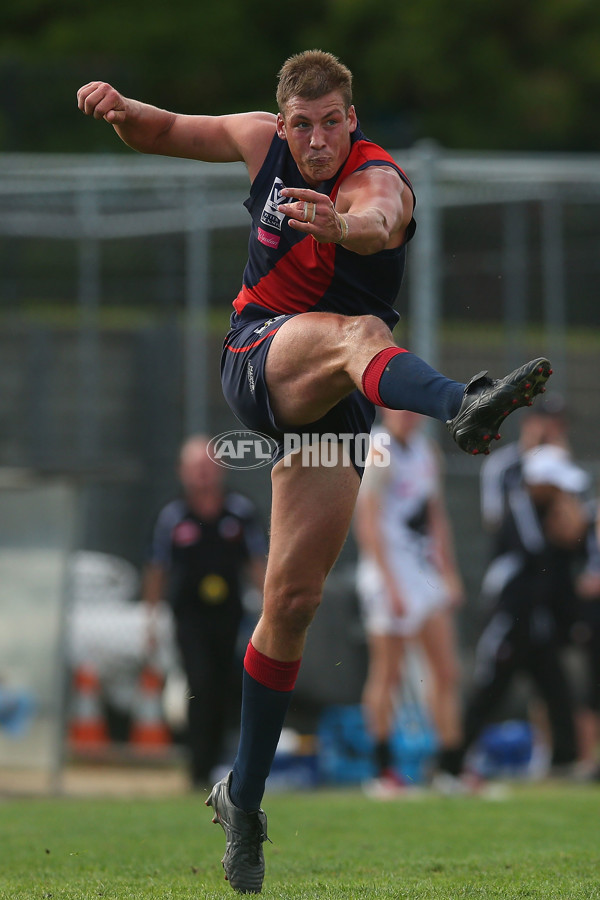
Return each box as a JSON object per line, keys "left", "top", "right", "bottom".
{"left": 335, "top": 212, "right": 349, "bottom": 244}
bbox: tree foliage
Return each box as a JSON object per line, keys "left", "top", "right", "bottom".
{"left": 1, "top": 0, "right": 600, "bottom": 151}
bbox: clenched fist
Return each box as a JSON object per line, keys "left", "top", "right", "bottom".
{"left": 77, "top": 81, "right": 129, "bottom": 124}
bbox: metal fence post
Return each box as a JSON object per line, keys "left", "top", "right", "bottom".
{"left": 541, "top": 196, "right": 567, "bottom": 392}
{"left": 503, "top": 202, "right": 528, "bottom": 371}
{"left": 184, "top": 184, "right": 210, "bottom": 437}
{"left": 77, "top": 188, "right": 101, "bottom": 464}
{"left": 409, "top": 140, "right": 441, "bottom": 369}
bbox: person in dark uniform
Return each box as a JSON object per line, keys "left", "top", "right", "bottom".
{"left": 78, "top": 51, "right": 551, "bottom": 892}
{"left": 142, "top": 435, "right": 267, "bottom": 789}
{"left": 573, "top": 501, "right": 600, "bottom": 778}
{"left": 438, "top": 440, "right": 591, "bottom": 786}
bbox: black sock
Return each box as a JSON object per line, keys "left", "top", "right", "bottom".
{"left": 374, "top": 739, "right": 392, "bottom": 774}
{"left": 437, "top": 745, "right": 465, "bottom": 777}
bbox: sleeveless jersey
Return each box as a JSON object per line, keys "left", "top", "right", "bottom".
{"left": 374, "top": 429, "right": 439, "bottom": 561}
{"left": 356, "top": 427, "right": 448, "bottom": 634}
{"left": 232, "top": 126, "right": 416, "bottom": 330}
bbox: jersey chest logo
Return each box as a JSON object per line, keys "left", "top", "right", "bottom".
{"left": 172, "top": 520, "right": 202, "bottom": 547}
{"left": 260, "top": 177, "right": 291, "bottom": 231}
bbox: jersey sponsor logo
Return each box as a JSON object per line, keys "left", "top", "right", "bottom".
{"left": 257, "top": 226, "right": 281, "bottom": 249}
{"left": 218, "top": 516, "right": 243, "bottom": 541}
{"left": 173, "top": 520, "right": 201, "bottom": 546}
{"left": 260, "top": 177, "right": 290, "bottom": 231}
{"left": 198, "top": 574, "right": 229, "bottom": 604}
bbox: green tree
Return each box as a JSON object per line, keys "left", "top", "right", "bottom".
{"left": 1, "top": 0, "right": 599, "bottom": 151}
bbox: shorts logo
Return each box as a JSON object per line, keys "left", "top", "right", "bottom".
{"left": 260, "top": 177, "right": 291, "bottom": 231}
{"left": 253, "top": 314, "right": 285, "bottom": 336}
{"left": 247, "top": 361, "right": 256, "bottom": 394}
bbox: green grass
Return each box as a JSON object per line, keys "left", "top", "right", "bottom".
{"left": 1, "top": 783, "right": 599, "bottom": 899}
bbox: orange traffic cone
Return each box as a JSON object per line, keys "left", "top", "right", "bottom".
{"left": 129, "top": 663, "right": 171, "bottom": 754}
{"left": 68, "top": 663, "right": 109, "bottom": 753}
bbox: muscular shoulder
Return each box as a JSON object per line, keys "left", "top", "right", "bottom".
{"left": 229, "top": 112, "right": 277, "bottom": 180}
{"left": 336, "top": 164, "right": 413, "bottom": 246}
{"left": 339, "top": 163, "right": 404, "bottom": 196}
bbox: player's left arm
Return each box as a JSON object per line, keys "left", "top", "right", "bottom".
{"left": 279, "top": 165, "right": 412, "bottom": 255}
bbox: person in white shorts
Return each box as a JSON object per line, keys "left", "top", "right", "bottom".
{"left": 354, "top": 408, "right": 465, "bottom": 796}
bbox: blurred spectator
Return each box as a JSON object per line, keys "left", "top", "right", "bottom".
{"left": 142, "top": 435, "right": 267, "bottom": 789}
{"left": 354, "top": 409, "right": 465, "bottom": 797}
{"left": 480, "top": 393, "right": 570, "bottom": 534}
{"left": 479, "top": 396, "right": 597, "bottom": 773}
{"left": 440, "top": 435, "right": 591, "bottom": 784}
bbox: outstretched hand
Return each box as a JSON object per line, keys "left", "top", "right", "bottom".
{"left": 278, "top": 187, "right": 346, "bottom": 244}
{"left": 77, "top": 81, "right": 129, "bottom": 124}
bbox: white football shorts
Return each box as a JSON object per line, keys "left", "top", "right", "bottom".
{"left": 356, "top": 553, "right": 449, "bottom": 637}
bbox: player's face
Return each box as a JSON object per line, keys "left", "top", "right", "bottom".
{"left": 277, "top": 92, "right": 357, "bottom": 187}
{"left": 179, "top": 445, "right": 222, "bottom": 496}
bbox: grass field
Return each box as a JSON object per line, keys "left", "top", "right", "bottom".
{"left": 1, "top": 782, "right": 599, "bottom": 899}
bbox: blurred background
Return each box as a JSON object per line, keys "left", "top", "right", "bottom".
{"left": 1, "top": 0, "right": 599, "bottom": 793}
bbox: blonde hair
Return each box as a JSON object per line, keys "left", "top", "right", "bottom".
{"left": 276, "top": 50, "right": 353, "bottom": 115}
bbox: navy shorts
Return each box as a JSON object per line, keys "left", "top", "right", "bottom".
{"left": 220, "top": 307, "right": 376, "bottom": 473}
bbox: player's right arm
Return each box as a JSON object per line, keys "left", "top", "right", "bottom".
{"left": 76, "top": 81, "right": 276, "bottom": 178}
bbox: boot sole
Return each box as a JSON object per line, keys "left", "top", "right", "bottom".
{"left": 450, "top": 358, "right": 552, "bottom": 455}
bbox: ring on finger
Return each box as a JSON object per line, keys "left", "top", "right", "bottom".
{"left": 303, "top": 201, "right": 317, "bottom": 224}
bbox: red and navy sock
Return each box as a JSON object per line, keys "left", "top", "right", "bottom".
{"left": 362, "top": 348, "right": 465, "bottom": 422}
{"left": 229, "top": 642, "right": 301, "bottom": 812}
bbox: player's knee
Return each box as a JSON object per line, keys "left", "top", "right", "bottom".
{"left": 384, "top": 669, "right": 402, "bottom": 693}
{"left": 343, "top": 314, "right": 392, "bottom": 348}
{"left": 265, "top": 583, "right": 322, "bottom": 638}
{"left": 435, "top": 657, "right": 460, "bottom": 688}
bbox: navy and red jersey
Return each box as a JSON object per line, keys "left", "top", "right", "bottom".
{"left": 232, "top": 125, "right": 416, "bottom": 331}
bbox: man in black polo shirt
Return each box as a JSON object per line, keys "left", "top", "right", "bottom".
{"left": 143, "top": 435, "right": 267, "bottom": 788}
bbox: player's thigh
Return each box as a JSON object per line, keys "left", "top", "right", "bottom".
{"left": 264, "top": 311, "right": 392, "bottom": 426}
{"left": 265, "top": 447, "right": 361, "bottom": 596}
